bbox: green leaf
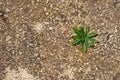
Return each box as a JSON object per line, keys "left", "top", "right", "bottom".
{"left": 79, "top": 27, "right": 84, "bottom": 31}
{"left": 78, "top": 27, "right": 85, "bottom": 37}
{"left": 71, "top": 36, "right": 80, "bottom": 40}
{"left": 86, "top": 27, "right": 89, "bottom": 35}
{"left": 86, "top": 40, "right": 94, "bottom": 47}
{"left": 72, "top": 40, "right": 80, "bottom": 46}
{"left": 87, "top": 32, "right": 97, "bottom": 38}
{"left": 73, "top": 28, "right": 80, "bottom": 35}
{"left": 82, "top": 42, "right": 87, "bottom": 52}
{"left": 90, "top": 38, "right": 99, "bottom": 43}
{"left": 71, "top": 26, "right": 99, "bottom": 53}
{"left": 79, "top": 27, "right": 84, "bottom": 33}
{"left": 86, "top": 38, "right": 99, "bottom": 47}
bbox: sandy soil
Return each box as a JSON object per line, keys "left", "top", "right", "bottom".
{"left": 0, "top": 0, "right": 120, "bottom": 80}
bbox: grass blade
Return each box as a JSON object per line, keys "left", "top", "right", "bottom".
{"left": 88, "top": 32, "right": 97, "bottom": 38}
{"left": 82, "top": 42, "right": 87, "bottom": 52}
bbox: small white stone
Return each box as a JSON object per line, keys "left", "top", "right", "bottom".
{"left": 114, "top": 29, "right": 118, "bottom": 32}
{"left": 19, "top": 52, "right": 22, "bottom": 55}
{"left": 5, "top": 8, "right": 10, "bottom": 12}
{"left": 0, "top": 12, "right": 2, "bottom": 16}
{"left": 44, "top": 22, "right": 49, "bottom": 24}
{"left": 49, "top": 27, "right": 53, "bottom": 30}
{"left": 6, "top": 36, "right": 11, "bottom": 41}
{"left": 34, "top": 53, "right": 38, "bottom": 56}
{"left": 96, "top": 78, "right": 100, "bottom": 80}
{"left": 0, "top": 2, "right": 2, "bottom": 5}
{"left": 33, "top": 22, "right": 44, "bottom": 34}
{"left": 75, "top": 49, "right": 79, "bottom": 52}
{"left": 36, "top": 0, "right": 40, "bottom": 2}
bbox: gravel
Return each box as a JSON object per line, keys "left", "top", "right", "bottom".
{"left": 0, "top": 0, "right": 120, "bottom": 80}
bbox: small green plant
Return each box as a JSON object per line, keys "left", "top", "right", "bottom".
{"left": 71, "top": 26, "right": 99, "bottom": 53}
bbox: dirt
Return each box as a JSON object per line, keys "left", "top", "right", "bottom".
{"left": 0, "top": 0, "right": 120, "bottom": 80}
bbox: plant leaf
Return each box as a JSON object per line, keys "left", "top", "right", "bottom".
{"left": 71, "top": 27, "right": 99, "bottom": 53}
{"left": 87, "top": 32, "right": 97, "bottom": 38}
{"left": 71, "top": 36, "right": 80, "bottom": 40}
{"left": 78, "top": 27, "right": 85, "bottom": 38}
{"left": 86, "top": 40, "right": 94, "bottom": 47}
{"left": 90, "top": 38, "right": 99, "bottom": 43}
{"left": 86, "top": 27, "right": 89, "bottom": 35}
{"left": 86, "top": 38, "right": 99, "bottom": 47}
{"left": 73, "top": 28, "right": 80, "bottom": 35}
{"left": 79, "top": 27, "right": 84, "bottom": 34}
{"left": 72, "top": 40, "right": 80, "bottom": 46}
{"left": 82, "top": 42, "right": 87, "bottom": 52}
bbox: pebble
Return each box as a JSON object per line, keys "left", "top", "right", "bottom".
{"left": 49, "top": 27, "right": 53, "bottom": 30}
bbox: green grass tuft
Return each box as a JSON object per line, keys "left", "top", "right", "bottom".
{"left": 71, "top": 26, "right": 99, "bottom": 53}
